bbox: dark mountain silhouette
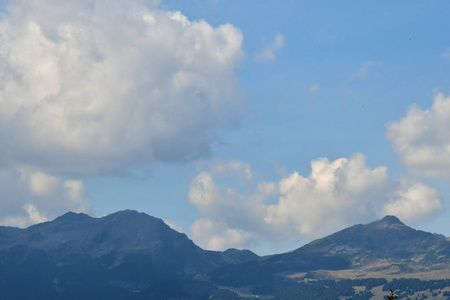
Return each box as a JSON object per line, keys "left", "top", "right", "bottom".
{"left": 208, "top": 216, "right": 450, "bottom": 287}
{"left": 0, "top": 211, "right": 449, "bottom": 299}
{"left": 0, "top": 210, "right": 257, "bottom": 299}
{"left": 2, "top": 210, "right": 258, "bottom": 270}
{"left": 283, "top": 215, "right": 450, "bottom": 265}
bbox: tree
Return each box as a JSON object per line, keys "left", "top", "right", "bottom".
{"left": 387, "top": 289, "right": 398, "bottom": 300}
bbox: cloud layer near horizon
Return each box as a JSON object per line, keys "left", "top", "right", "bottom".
{"left": 188, "top": 155, "right": 442, "bottom": 251}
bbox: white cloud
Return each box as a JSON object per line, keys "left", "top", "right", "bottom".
{"left": 443, "top": 47, "right": 450, "bottom": 60}
{"left": 188, "top": 167, "right": 274, "bottom": 249}
{"left": 0, "top": 167, "right": 91, "bottom": 228}
{"left": 210, "top": 159, "right": 253, "bottom": 181}
{"left": 188, "top": 155, "right": 441, "bottom": 250}
{"left": 24, "top": 204, "right": 48, "bottom": 224}
{"left": 0, "top": 0, "right": 246, "bottom": 225}
{"left": 356, "top": 61, "right": 379, "bottom": 78}
{"left": 28, "top": 171, "right": 61, "bottom": 198}
{"left": 164, "top": 220, "right": 183, "bottom": 233}
{"left": 309, "top": 83, "right": 320, "bottom": 96}
{"left": 255, "top": 33, "right": 285, "bottom": 62}
{"left": 387, "top": 93, "right": 450, "bottom": 180}
{"left": 0, "top": 0, "right": 245, "bottom": 175}
{"left": 264, "top": 154, "right": 389, "bottom": 238}
{"left": 191, "top": 219, "right": 252, "bottom": 250}
{"left": 383, "top": 181, "right": 442, "bottom": 222}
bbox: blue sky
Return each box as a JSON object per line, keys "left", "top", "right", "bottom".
{"left": 1, "top": 0, "right": 450, "bottom": 255}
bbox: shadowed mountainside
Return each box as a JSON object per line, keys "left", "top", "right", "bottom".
{"left": 0, "top": 211, "right": 450, "bottom": 299}
{"left": 208, "top": 216, "right": 450, "bottom": 287}
{"left": 0, "top": 210, "right": 259, "bottom": 272}
{"left": 0, "top": 210, "right": 258, "bottom": 299}
{"left": 283, "top": 215, "right": 450, "bottom": 266}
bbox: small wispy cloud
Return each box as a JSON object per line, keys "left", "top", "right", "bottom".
{"left": 309, "top": 83, "right": 320, "bottom": 96}
{"left": 443, "top": 47, "right": 450, "bottom": 60}
{"left": 356, "top": 61, "right": 380, "bottom": 78}
{"left": 255, "top": 33, "right": 285, "bottom": 62}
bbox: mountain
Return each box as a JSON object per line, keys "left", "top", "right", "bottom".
{"left": 1, "top": 211, "right": 450, "bottom": 299}
{"left": 15, "top": 210, "right": 258, "bottom": 270}
{"left": 0, "top": 210, "right": 258, "bottom": 300}
{"left": 293, "top": 215, "right": 450, "bottom": 264}
{"left": 208, "top": 216, "right": 450, "bottom": 287}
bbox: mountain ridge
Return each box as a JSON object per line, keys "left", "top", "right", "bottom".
{"left": 1, "top": 209, "right": 259, "bottom": 271}
{"left": 1, "top": 210, "right": 450, "bottom": 299}
{"left": 206, "top": 214, "right": 450, "bottom": 288}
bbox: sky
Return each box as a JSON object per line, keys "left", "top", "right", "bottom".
{"left": 1, "top": 0, "right": 450, "bottom": 255}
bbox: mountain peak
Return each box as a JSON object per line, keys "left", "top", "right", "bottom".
{"left": 106, "top": 209, "right": 142, "bottom": 218}
{"left": 54, "top": 211, "right": 93, "bottom": 223}
{"left": 377, "top": 215, "right": 404, "bottom": 226}
{"left": 102, "top": 209, "right": 166, "bottom": 227}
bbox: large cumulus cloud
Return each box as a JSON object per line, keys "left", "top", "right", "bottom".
{"left": 387, "top": 93, "right": 450, "bottom": 181}
{"left": 188, "top": 155, "right": 441, "bottom": 251}
{"left": 0, "top": 0, "right": 244, "bottom": 175}
{"left": 0, "top": 0, "right": 245, "bottom": 225}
